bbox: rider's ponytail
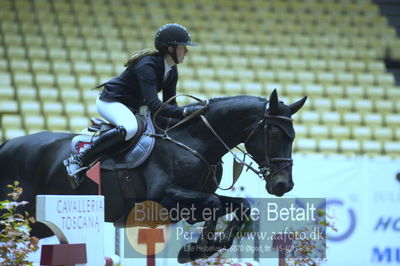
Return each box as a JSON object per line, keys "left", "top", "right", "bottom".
{"left": 124, "top": 48, "right": 159, "bottom": 67}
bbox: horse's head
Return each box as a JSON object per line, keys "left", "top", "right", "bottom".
{"left": 244, "top": 90, "right": 307, "bottom": 197}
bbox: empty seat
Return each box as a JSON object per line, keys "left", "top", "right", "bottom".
{"left": 86, "top": 103, "right": 98, "bottom": 117}
{"left": 202, "top": 81, "right": 222, "bottom": 94}
{"left": 293, "top": 124, "right": 308, "bottom": 138}
{"left": 178, "top": 66, "right": 195, "bottom": 81}
{"left": 283, "top": 84, "right": 303, "bottom": 97}
{"left": 23, "top": 114, "right": 45, "bottom": 132}
{"left": 13, "top": 72, "right": 34, "bottom": 87}
{"left": 46, "top": 115, "right": 68, "bottom": 131}
{"left": 249, "top": 57, "right": 268, "bottom": 68}
{"left": 230, "top": 57, "right": 248, "bottom": 67}
{"left": 312, "top": 98, "right": 332, "bottom": 111}
{"left": 182, "top": 80, "right": 201, "bottom": 93}
{"left": 363, "top": 113, "right": 383, "bottom": 127}
{"left": 0, "top": 85, "right": 14, "bottom": 99}
{"left": 35, "top": 73, "right": 56, "bottom": 87}
{"left": 56, "top": 74, "right": 76, "bottom": 88}
{"left": 373, "top": 127, "right": 393, "bottom": 141}
{"left": 355, "top": 73, "right": 374, "bottom": 86}
{"left": 16, "top": 87, "right": 37, "bottom": 100}
{"left": 318, "top": 139, "right": 339, "bottom": 153}
{"left": 38, "top": 87, "right": 59, "bottom": 102}
{"left": 342, "top": 112, "right": 362, "bottom": 126}
{"left": 299, "top": 111, "right": 320, "bottom": 125}
{"left": 210, "top": 56, "right": 229, "bottom": 67}
{"left": 216, "top": 68, "right": 235, "bottom": 80}
{"left": 335, "top": 72, "right": 355, "bottom": 85}
{"left": 82, "top": 90, "right": 100, "bottom": 104}
{"left": 31, "top": 60, "right": 51, "bottom": 73}
{"left": 385, "top": 114, "right": 400, "bottom": 127}
{"left": 386, "top": 88, "right": 400, "bottom": 100}
{"left": 321, "top": 112, "right": 341, "bottom": 126}
{"left": 365, "top": 87, "right": 385, "bottom": 99}
{"left": 72, "top": 61, "right": 93, "bottom": 75}
{"left": 236, "top": 69, "right": 255, "bottom": 82}
{"left": 196, "top": 67, "right": 216, "bottom": 80}
{"left": 243, "top": 82, "right": 263, "bottom": 95}
{"left": 361, "top": 140, "right": 382, "bottom": 155}
{"left": 289, "top": 59, "right": 307, "bottom": 70}
{"left": 374, "top": 100, "right": 394, "bottom": 113}
{"left": 324, "top": 85, "right": 344, "bottom": 98}
{"left": 189, "top": 55, "right": 209, "bottom": 66}
{"left": 223, "top": 82, "right": 242, "bottom": 95}
{"left": 296, "top": 71, "right": 315, "bottom": 84}
{"left": 64, "top": 102, "right": 86, "bottom": 117}
{"left": 69, "top": 116, "right": 89, "bottom": 132}
{"left": 316, "top": 72, "right": 335, "bottom": 85}
{"left": 333, "top": 98, "right": 352, "bottom": 112}
{"left": 60, "top": 89, "right": 81, "bottom": 103}
{"left": 375, "top": 73, "right": 395, "bottom": 86}
{"left": 340, "top": 139, "right": 361, "bottom": 154}
{"left": 4, "top": 129, "right": 26, "bottom": 140}
{"left": 383, "top": 142, "right": 400, "bottom": 157}
{"left": 93, "top": 63, "right": 114, "bottom": 77}
{"left": 330, "top": 126, "right": 351, "bottom": 140}
{"left": 309, "top": 125, "right": 329, "bottom": 139}
{"left": 52, "top": 61, "right": 72, "bottom": 74}
{"left": 42, "top": 102, "right": 63, "bottom": 115}
{"left": 2, "top": 114, "right": 22, "bottom": 129}
{"left": 19, "top": 100, "right": 41, "bottom": 114}
{"left": 294, "top": 138, "right": 317, "bottom": 153}
{"left": 352, "top": 126, "right": 372, "bottom": 140}
{"left": 0, "top": 100, "right": 19, "bottom": 113}
{"left": 304, "top": 84, "right": 324, "bottom": 97}
{"left": 255, "top": 70, "right": 275, "bottom": 82}
{"left": 353, "top": 99, "right": 373, "bottom": 113}
{"left": 345, "top": 86, "right": 364, "bottom": 98}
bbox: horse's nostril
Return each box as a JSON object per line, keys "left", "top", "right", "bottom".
{"left": 273, "top": 181, "right": 289, "bottom": 196}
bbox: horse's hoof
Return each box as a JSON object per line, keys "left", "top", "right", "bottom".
{"left": 177, "top": 242, "right": 204, "bottom": 264}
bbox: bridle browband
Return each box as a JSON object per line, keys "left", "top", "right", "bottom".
{"left": 150, "top": 95, "right": 294, "bottom": 189}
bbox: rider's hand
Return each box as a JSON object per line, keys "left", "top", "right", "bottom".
{"left": 183, "top": 105, "right": 204, "bottom": 117}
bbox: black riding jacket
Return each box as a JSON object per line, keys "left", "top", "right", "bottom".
{"left": 99, "top": 53, "right": 184, "bottom": 118}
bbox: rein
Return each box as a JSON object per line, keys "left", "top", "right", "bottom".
{"left": 147, "top": 95, "right": 294, "bottom": 190}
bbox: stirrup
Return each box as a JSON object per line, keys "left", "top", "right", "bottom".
{"left": 66, "top": 172, "right": 86, "bottom": 190}
{"left": 63, "top": 157, "right": 88, "bottom": 189}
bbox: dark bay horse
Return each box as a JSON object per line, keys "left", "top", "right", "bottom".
{"left": 0, "top": 90, "right": 306, "bottom": 262}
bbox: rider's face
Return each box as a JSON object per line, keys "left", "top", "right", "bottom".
{"left": 175, "top": 45, "right": 188, "bottom": 63}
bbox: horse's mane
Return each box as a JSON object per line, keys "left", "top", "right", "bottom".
{"left": 154, "top": 95, "right": 266, "bottom": 132}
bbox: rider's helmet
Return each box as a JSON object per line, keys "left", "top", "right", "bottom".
{"left": 154, "top": 23, "right": 198, "bottom": 62}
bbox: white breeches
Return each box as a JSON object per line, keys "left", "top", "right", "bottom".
{"left": 96, "top": 96, "right": 138, "bottom": 141}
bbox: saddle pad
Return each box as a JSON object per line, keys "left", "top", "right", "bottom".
{"left": 70, "top": 113, "right": 156, "bottom": 170}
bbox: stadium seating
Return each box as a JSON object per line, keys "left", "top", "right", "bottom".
{"left": 0, "top": 0, "right": 399, "bottom": 158}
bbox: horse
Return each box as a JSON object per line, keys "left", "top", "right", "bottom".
{"left": 0, "top": 89, "right": 306, "bottom": 263}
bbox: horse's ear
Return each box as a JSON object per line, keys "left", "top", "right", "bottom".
{"left": 268, "top": 89, "right": 279, "bottom": 114}
{"left": 289, "top": 96, "right": 307, "bottom": 115}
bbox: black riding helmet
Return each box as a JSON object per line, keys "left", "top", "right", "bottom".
{"left": 154, "top": 23, "right": 198, "bottom": 64}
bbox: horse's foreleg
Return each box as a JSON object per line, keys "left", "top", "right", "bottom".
{"left": 160, "top": 184, "right": 224, "bottom": 224}
{"left": 213, "top": 196, "right": 251, "bottom": 250}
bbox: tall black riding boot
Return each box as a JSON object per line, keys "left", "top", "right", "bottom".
{"left": 64, "top": 126, "right": 127, "bottom": 189}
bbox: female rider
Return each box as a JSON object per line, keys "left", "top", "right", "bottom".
{"left": 64, "top": 23, "right": 201, "bottom": 189}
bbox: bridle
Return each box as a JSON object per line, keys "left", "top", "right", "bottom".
{"left": 240, "top": 102, "right": 294, "bottom": 181}
{"left": 150, "top": 96, "right": 294, "bottom": 189}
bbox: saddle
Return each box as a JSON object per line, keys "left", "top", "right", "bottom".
{"left": 70, "top": 111, "right": 156, "bottom": 171}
